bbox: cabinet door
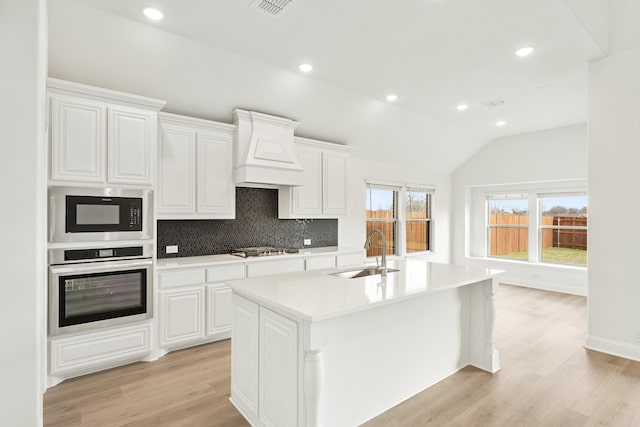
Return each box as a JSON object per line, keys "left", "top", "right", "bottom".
{"left": 158, "top": 123, "right": 196, "bottom": 215}
{"left": 231, "top": 294, "right": 260, "bottom": 417}
{"left": 246, "top": 258, "right": 305, "bottom": 278}
{"left": 197, "top": 131, "right": 235, "bottom": 218}
{"left": 323, "top": 151, "right": 348, "bottom": 215}
{"left": 206, "top": 284, "right": 232, "bottom": 336}
{"left": 291, "top": 147, "right": 322, "bottom": 216}
{"left": 305, "top": 255, "right": 336, "bottom": 271}
{"left": 108, "top": 106, "right": 156, "bottom": 185}
{"left": 160, "top": 287, "right": 205, "bottom": 348}
{"left": 259, "top": 308, "right": 298, "bottom": 427}
{"left": 50, "top": 95, "right": 106, "bottom": 183}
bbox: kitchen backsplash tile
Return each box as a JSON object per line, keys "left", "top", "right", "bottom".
{"left": 157, "top": 187, "right": 338, "bottom": 258}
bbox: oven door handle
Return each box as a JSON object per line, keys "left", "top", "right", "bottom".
{"left": 50, "top": 258, "right": 153, "bottom": 275}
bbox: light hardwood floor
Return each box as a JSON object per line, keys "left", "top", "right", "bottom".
{"left": 44, "top": 285, "right": 640, "bottom": 426}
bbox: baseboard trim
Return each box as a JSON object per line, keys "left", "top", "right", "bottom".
{"left": 499, "top": 278, "right": 587, "bottom": 296}
{"left": 585, "top": 335, "right": 640, "bottom": 363}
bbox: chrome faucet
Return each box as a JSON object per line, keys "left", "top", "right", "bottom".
{"left": 364, "top": 229, "right": 387, "bottom": 276}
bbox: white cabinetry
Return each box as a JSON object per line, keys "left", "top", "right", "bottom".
{"left": 158, "top": 263, "right": 244, "bottom": 352}
{"left": 47, "top": 78, "right": 165, "bottom": 186}
{"left": 231, "top": 294, "right": 299, "bottom": 427}
{"left": 259, "top": 307, "right": 299, "bottom": 427}
{"left": 108, "top": 105, "right": 156, "bottom": 185}
{"left": 159, "top": 287, "right": 205, "bottom": 348}
{"left": 157, "top": 113, "right": 235, "bottom": 219}
{"left": 279, "top": 137, "right": 350, "bottom": 218}
{"left": 231, "top": 294, "right": 260, "bottom": 416}
{"left": 305, "top": 255, "right": 337, "bottom": 271}
{"left": 50, "top": 95, "right": 106, "bottom": 183}
{"left": 246, "top": 258, "right": 305, "bottom": 278}
{"left": 49, "top": 323, "right": 151, "bottom": 384}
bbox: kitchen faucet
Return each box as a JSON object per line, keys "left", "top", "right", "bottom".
{"left": 364, "top": 229, "right": 387, "bottom": 276}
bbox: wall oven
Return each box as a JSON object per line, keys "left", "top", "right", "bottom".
{"left": 48, "top": 186, "right": 153, "bottom": 243}
{"left": 48, "top": 244, "right": 153, "bottom": 336}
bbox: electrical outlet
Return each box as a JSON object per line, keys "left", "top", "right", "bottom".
{"left": 303, "top": 238, "right": 312, "bottom": 246}
{"left": 166, "top": 245, "right": 178, "bottom": 254}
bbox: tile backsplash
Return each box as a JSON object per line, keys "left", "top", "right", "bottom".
{"left": 157, "top": 187, "right": 338, "bottom": 258}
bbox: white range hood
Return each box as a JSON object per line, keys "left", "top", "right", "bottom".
{"left": 233, "top": 109, "right": 303, "bottom": 187}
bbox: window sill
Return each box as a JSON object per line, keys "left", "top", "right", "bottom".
{"left": 465, "top": 256, "right": 587, "bottom": 272}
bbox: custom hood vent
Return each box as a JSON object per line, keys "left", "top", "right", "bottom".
{"left": 233, "top": 109, "right": 303, "bottom": 187}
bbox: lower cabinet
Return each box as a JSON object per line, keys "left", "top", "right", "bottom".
{"left": 231, "top": 294, "right": 299, "bottom": 427}
{"left": 206, "top": 284, "right": 233, "bottom": 336}
{"left": 49, "top": 323, "right": 152, "bottom": 382}
{"left": 158, "top": 265, "right": 241, "bottom": 352}
{"left": 159, "top": 287, "right": 205, "bottom": 348}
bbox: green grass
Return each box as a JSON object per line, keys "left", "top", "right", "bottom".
{"left": 495, "top": 247, "right": 587, "bottom": 265}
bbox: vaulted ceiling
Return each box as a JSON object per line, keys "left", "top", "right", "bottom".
{"left": 49, "top": 0, "right": 607, "bottom": 173}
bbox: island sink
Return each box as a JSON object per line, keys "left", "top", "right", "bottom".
{"left": 330, "top": 266, "right": 400, "bottom": 279}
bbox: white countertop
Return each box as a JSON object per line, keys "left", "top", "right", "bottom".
{"left": 227, "top": 257, "right": 503, "bottom": 322}
{"left": 156, "top": 246, "right": 364, "bottom": 270}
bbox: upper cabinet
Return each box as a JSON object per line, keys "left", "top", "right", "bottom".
{"left": 279, "top": 137, "right": 350, "bottom": 218}
{"left": 47, "top": 79, "right": 165, "bottom": 186}
{"left": 157, "top": 113, "right": 235, "bottom": 219}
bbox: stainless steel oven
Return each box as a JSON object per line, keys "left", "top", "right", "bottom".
{"left": 48, "top": 186, "right": 153, "bottom": 243}
{"left": 48, "top": 244, "right": 153, "bottom": 335}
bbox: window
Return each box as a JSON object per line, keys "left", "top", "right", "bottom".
{"left": 366, "top": 182, "right": 434, "bottom": 257}
{"left": 366, "top": 184, "right": 398, "bottom": 257}
{"left": 487, "top": 194, "right": 529, "bottom": 261}
{"left": 406, "top": 189, "right": 432, "bottom": 253}
{"left": 484, "top": 190, "right": 588, "bottom": 266}
{"left": 539, "top": 193, "right": 587, "bottom": 266}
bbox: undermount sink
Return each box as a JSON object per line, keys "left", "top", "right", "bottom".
{"left": 330, "top": 267, "right": 400, "bottom": 279}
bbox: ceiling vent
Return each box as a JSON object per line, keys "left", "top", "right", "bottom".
{"left": 482, "top": 98, "right": 506, "bottom": 108}
{"left": 251, "top": 0, "right": 294, "bottom": 17}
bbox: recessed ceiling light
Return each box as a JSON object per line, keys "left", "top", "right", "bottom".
{"left": 457, "top": 104, "right": 468, "bottom": 111}
{"left": 298, "top": 63, "right": 313, "bottom": 73}
{"left": 514, "top": 46, "right": 534, "bottom": 57}
{"left": 496, "top": 120, "right": 507, "bottom": 127}
{"left": 143, "top": 7, "right": 164, "bottom": 21}
{"left": 386, "top": 94, "right": 398, "bottom": 102}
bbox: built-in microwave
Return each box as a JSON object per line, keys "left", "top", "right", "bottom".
{"left": 48, "top": 186, "right": 153, "bottom": 243}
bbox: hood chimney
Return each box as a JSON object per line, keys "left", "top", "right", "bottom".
{"left": 232, "top": 109, "right": 303, "bottom": 187}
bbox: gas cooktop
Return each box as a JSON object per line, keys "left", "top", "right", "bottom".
{"left": 231, "top": 246, "right": 299, "bottom": 258}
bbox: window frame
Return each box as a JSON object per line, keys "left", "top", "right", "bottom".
{"left": 482, "top": 189, "right": 588, "bottom": 267}
{"left": 365, "top": 181, "right": 435, "bottom": 258}
{"left": 538, "top": 192, "right": 588, "bottom": 266}
{"left": 486, "top": 193, "right": 530, "bottom": 261}
{"left": 365, "top": 183, "right": 399, "bottom": 258}
{"left": 405, "top": 187, "right": 433, "bottom": 254}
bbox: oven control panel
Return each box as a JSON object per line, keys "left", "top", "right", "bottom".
{"left": 64, "top": 246, "right": 144, "bottom": 261}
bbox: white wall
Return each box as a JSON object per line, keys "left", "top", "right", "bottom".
{"left": 452, "top": 124, "right": 588, "bottom": 295}
{"left": 0, "top": 0, "right": 47, "bottom": 425}
{"left": 586, "top": 0, "right": 640, "bottom": 361}
{"left": 47, "top": 0, "right": 481, "bottom": 176}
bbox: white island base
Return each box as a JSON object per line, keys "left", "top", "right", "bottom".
{"left": 228, "top": 258, "right": 502, "bottom": 427}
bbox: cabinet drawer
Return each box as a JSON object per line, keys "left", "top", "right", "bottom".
{"left": 336, "top": 252, "right": 365, "bottom": 268}
{"left": 50, "top": 324, "right": 151, "bottom": 375}
{"left": 305, "top": 255, "right": 336, "bottom": 271}
{"left": 158, "top": 268, "right": 206, "bottom": 289}
{"left": 206, "top": 263, "right": 245, "bottom": 283}
{"left": 246, "top": 258, "right": 305, "bottom": 278}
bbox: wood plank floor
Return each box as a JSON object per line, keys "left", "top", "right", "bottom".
{"left": 44, "top": 284, "right": 640, "bottom": 426}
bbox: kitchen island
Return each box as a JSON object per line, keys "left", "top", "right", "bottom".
{"left": 227, "top": 257, "right": 503, "bottom": 427}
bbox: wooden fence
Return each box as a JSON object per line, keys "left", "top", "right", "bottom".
{"left": 489, "top": 214, "right": 587, "bottom": 256}
{"left": 365, "top": 211, "right": 429, "bottom": 256}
